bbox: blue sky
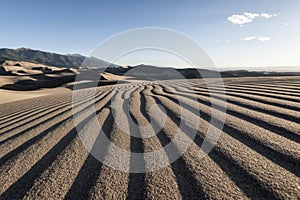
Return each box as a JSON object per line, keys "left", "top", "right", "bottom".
{"left": 0, "top": 0, "right": 299, "bottom": 69}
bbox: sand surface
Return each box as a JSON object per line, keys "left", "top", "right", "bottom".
{"left": 0, "top": 76, "right": 299, "bottom": 199}
{"left": 0, "top": 87, "right": 71, "bottom": 104}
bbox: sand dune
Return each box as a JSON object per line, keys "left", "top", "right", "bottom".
{"left": 0, "top": 76, "right": 299, "bottom": 199}
{"left": 0, "top": 60, "right": 77, "bottom": 91}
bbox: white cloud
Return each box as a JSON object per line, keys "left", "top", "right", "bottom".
{"left": 228, "top": 12, "right": 279, "bottom": 26}
{"left": 227, "top": 12, "right": 258, "bottom": 26}
{"left": 242, "top": 36, "right": 271, "bottom": 42}
{"left": 260, "top": 13, "right": 275, "bottom": 18}
{"left": 243, "top": 36, "right": 257, "bottom": 41}
{"left": 244, "top": 12, "right": 260, "bottom": 19}
{"left": 257, "top": 36, "right": 271, "bottom": 42}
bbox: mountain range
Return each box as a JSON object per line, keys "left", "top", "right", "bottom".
{"left": 0, "top": 48, "right": 115, "bottom": 68}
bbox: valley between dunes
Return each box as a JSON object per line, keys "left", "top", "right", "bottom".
{"left": 0, "top": 76, "right": 299, "bottom": 199}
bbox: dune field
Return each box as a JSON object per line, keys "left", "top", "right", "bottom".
{"left": 0, "top": 76, "right": 299, "bottom": 199}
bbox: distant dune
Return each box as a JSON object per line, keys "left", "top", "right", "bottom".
{"left": 1, "top": 48, "right": 299, "bottom": 89}
{"left": 0, "top": 60, "right": 77, "bottom": 91}
{"left": 1, "top": 58, "right": 300, "bottom": 93}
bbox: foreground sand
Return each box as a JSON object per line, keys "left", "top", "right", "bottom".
{"left": 0, "top": 76, "right": 299, "bottom": 199}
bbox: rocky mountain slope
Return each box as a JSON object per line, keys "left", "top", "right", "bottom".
{"left": 0, "top": 48, "right": 114, "bottom": 68}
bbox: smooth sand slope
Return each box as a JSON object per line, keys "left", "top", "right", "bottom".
{"left": 0, "top": 87, "right": 71, "bottom": 104}
{"left": 0, "top": 76, "right": 299, "bottom": 199}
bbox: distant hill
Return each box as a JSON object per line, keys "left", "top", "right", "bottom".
{"left": 105, "top": 64, "right": 300, "bottom": 79}
{"left": 0, "top": 48, "right": 116, "bottom": 68}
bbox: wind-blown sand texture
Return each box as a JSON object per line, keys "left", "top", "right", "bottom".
{"left": 0, "top": 76, "right": 299, "bottom": 199}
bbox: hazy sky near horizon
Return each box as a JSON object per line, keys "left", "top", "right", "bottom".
{"left": 0, "top": 0, "right": 299, "bottom": 69}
